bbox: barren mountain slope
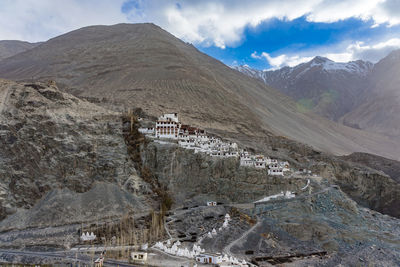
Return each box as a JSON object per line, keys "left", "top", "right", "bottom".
{"left": 0, "top": 23, "right": 399, "bottom": 159}
{"left": 340, "top": 50, "right": 400, "bottom": 139}
{"left": 0, "top": 40, "right": 40, "bottom": 60}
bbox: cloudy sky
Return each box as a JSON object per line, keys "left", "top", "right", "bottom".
{"left": 1, "top": 0, "right": 400, "bottom": 69}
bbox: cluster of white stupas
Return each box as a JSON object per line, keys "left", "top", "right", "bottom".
{"left": 209, "top": 213, "right": 231, "bottom": 238}
{"left": 153, "top": 239, "right": 248, "bottom": 266}
{"left": 197, "top": 213, "right": 231, "bottom": 243}
{"left": 221, "top": 254, "right": 248, "bottom": 266}
{"left": 153, "top": 239, "right": 205, "bottom": 259}
{"left": 80, "top": 232, "right": 96, "bottom": 241}
{"left": 152, "top": 213, "right": 249, "bottom": 265}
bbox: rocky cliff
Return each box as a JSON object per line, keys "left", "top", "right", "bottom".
{"left": 141, "top": 141, "right": 306, "bottom": 205}
{"left": 0, "top": 79, "right": 151, "bottom": 224}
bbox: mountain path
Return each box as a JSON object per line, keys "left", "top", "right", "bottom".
{"left": 223, "top": 219, "right": 261, "bottom": 256}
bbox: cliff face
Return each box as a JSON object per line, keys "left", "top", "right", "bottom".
{"left": 141, "top": 141, "right": 306, "bottom": 204}
{"left": 341, "top": 152, "right": 400, "bottom": 184}
{"left": 318, "top": 159, "right": 400, "bottom": 218}
{"left": 0, "top": 80, "right": 150, "bottom": 222}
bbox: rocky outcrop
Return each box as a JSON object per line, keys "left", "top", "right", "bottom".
{"left": 0, "top": 80, "right": 150, "bottom": 222}
{"left": 141, "top": 141, "right": 306, "bottom": 205}
{"left": 341, "top": 152, "right": 400, "bottom": 183}
{"left": 309, "top": 158, "right": 400, "bottom": 218}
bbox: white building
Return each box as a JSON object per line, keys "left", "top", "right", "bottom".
{"left": 196, "top": 253, "right": 223, "bottom": 264}
{"left": 207, "top": 201, "right": 217, "bottom": 206}
{"left": 240, "top": 152, "right": 254, "bottom": 167}
{"left": 155, "top": 113, "right": 181, "bottom": 139}
{"left": 268, "top": 162, "right": 284, "bottom": 176}
{"left": 138, "top": 127, "right": 154, "bottom": 135}
{"left": 225, "top": 151, "right": 239, "bottom": 158}
{"left": 254, "top": 155, "right": 266, "bottom": 169}
{"left": 130, "top": 252, "right": 147, "bottom": 264}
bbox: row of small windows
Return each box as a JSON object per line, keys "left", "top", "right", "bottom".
{"left": 157, "top": 126, "right": 179, "bottom": 129}
{"left": 157, "top": 121, "right": 178, "bottom": 125}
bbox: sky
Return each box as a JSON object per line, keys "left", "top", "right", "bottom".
{"left": 1, "top": 0, "right": 400, "bottom": 70}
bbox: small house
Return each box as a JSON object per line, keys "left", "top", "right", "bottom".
{"left": 207, "top": 201, "right": 217, "bottom": 206}
{"left": 130, "top": 251, "right": 148, "bottom": 264}
{"left": 254, "top": 155, "right": 266, "bottom": 169}
{"left": 268, "top": 168, "right": 284, "bottom": 176}
{"left": 196, "top": 253, "right": 223, "bottom": 264}
{"left": 240, "top": 154, "right": 254, "bottom": 167}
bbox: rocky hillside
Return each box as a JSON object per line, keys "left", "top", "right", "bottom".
{"left": 0, "top": 40, "right": 40, "bottom": 60}
{"left": 0, "top": 79, "right": 151, "bottom": 223}
{"left": 139, "top": 134, "right": 400, "bottom": 218}
{"left": 341, "top": 152, "right": 400, "bottom": 184}
{"left": 233, "top": 57, "right": 373, "bottom": 121}
{"left": 0, "top": 23, "right": 399, "bottom": 160}
{"left": 340, "top": 49, "right": 400, "bottom": 139}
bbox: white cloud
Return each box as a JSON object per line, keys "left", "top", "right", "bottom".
{"left": 320, "top": 38, "right": 400, "bottom": 63}
{"left": 257, "top": 52, "right": 313, "bottom": 69}
{"left": 0, "top": 0, "right": 127, "bottom": 42}
{"left": 323, "top": 52, "right": 353, "bottom": 63}
{"left": 348, "top": 38, "right": 400, "bottom": 62}
{"left": 124, "top": 0, "right": 400, "bottom": 49}
{"left": 1, "top": 0, "right": 400, "bottom": 47}
{"left": 254, "top": 37, "right": 400, "bottom": 69}
{"left": 251, "top": 51, "right": 262, "bottom": 59}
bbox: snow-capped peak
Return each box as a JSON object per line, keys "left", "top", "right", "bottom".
{"left": 309, "top": 57, "right": 373, "bottom": 76}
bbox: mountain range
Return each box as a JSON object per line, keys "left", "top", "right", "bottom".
{"left": 233, "top": 53, "right": 399, "bottom": 141}
{"left": 0, "top": 23, "right": 399, "bottom": 160}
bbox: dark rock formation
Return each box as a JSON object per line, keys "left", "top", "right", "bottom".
{"left": 0, "top": 79, "right": 150, "bottom": 222}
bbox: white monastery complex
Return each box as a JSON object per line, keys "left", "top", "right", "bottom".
{"left": 139, "top": 113, "right": 289, "bottom": 175}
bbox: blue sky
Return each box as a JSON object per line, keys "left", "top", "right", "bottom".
{"left": 199, "top": 16, "right": 400, "bottom": 69}
{"left": 1, "top": 0, "right": 400, "bottom": 70}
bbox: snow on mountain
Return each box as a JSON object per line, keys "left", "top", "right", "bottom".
{"left": 232, "top": 57, "right": 373, "bottom": 84}
{"left": 309, "top": 56, "right": 373, "bottom": 75}
{"left": 232, "top": 64, "right": 267, "bottom": 82}
{"left": 232, "top": 57, "right": 374, "bottom": 122}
